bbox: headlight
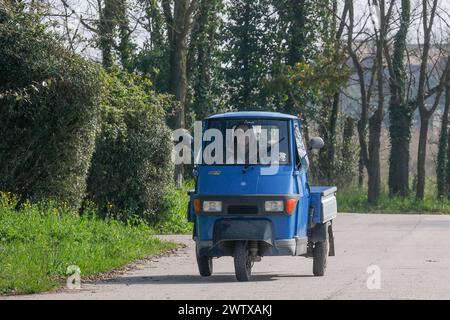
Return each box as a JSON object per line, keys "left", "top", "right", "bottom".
{"left": 265, "top": 201, "right": 284, "bottom": 212}
{"left": 203, "top": 201, "right": 222, "bottom": 212}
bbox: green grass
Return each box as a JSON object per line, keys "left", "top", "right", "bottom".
{"left": 337, "top": 185, "right": 450, "bottom": 214}
{"left": 0, "top": 194, "right": 177, "bottom": 295}
{"left": 157, "top": 181, "right": 194, "bottom": 235}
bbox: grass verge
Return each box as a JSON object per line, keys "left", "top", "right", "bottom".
{"left": 157, "top": 181, "right": 193, "bottom": 235}
{"left": 0, "top": 194, "right": 177, "bottom": 295}
{"left": 337, "top": 185, "right": 450, "bottom": 214}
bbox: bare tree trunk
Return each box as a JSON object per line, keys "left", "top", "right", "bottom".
{"left": 318, "top": 92, "right": 339, "bottom": 183}
{"left": 342, "top": 117, "right": 355, "bottom": 185}
{"left": 368, "top": 35, "right": 384, "bottom": 203}
{"left": 368, "top": 117, "right": 382, "bottom": 203}
{"left": 342, "top": 117, "right": 355, "bottom": 157}
{"left": 347, "top": 0, "right": 370, "bottom": 188}
{"left": 416, "top": 115, "right": 430, "bottom": 200}
{"left": 358, "top": 149, "right": 365, "bottom": 187}
{"left": 163, "top": 0, "right": 198, "bottom": 186}
{"left": 437, "top": 84, "right": 450, "bottom": 197}
{"left": 172, "top": 37, "right": 188, "bottom": 186}
{"left": 366, "top": 0, "right": 385, "bottom": 203}
{"left": 445, "top": 90, "right": 450, "bottom": 197}
{"left": 171, "top": 37, "right": 188, "bottom": 129}
{"left": 415, "top": 0, "right": 440, "bottom": 200}
{"left": 416, "top": 56, "right": 450, "bottom": 200}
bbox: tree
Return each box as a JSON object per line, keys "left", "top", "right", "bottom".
{"left": 135, "top": 0, "right": 171, "bottom": 92}
{"left": 385, "top": 0, "right": 411, "bottom": 197}
{"left": 446, "top": 85, "right": 450, "bottom": 197}
{"left": 56, "top": 0, "right": 135, "bottom": 69}
{"left": 222, "top": 0, "right": 276, "bottom": 111}
{"left": 98, "top": 0, "right": 117, "bottom": 69}
{"left": 415, "top": 0, "right": 450, "bottom": 200}
{"left": 161, "top": 0, "right": 198, "bottom": 185}
{"left": 437, "top": 81, "right": 450, "bottom": 197}
{"left": 346, "top": 0, "right": 389, "bottom": 203}
{"left": 188, "top": 0, "right": 223, "bottom": 120}
{"left": 346, "top": 0, "right": 372, "bottom": 196}
{"left": 279, "top": 0, "right": 309, "bottom": 116}
{"left": 316, "top": 0, "right": 349, "bottom": 183}
{"left": 116, "top": 0, "right": 134, "bottom": 71}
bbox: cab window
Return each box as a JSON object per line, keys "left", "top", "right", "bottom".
{"left": 294, "top": 121, "right": 309, "bottom": 170}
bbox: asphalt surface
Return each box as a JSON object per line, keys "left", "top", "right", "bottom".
{"left": 4, "top": 213, "right": 450, "bottom": 300}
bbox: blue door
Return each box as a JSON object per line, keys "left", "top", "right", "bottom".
{"left": 293, "top": 120, "right": 310, "bottom": 238}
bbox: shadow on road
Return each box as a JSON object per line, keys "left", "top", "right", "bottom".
{"left": 100, "top": 273, "right": 315, "bottom": 285}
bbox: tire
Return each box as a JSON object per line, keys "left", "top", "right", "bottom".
{"left": 196, "top": 245, "right": 213, "bottom": 277}
{"left": 234, "top": 241, "right": 252, "bottom": 282}
{"left": 313, "top": 239, "right": 328, "bottom": 276}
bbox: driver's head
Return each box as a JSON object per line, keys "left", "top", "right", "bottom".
{"left": 234, "top": 123, "right": 253, "bottom": 147}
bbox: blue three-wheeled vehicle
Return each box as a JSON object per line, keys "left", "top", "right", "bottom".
{"left": 187, "top": 112, "right": 337, "bottom": 281}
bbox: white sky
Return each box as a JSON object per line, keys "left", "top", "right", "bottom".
{"left": 43, "top": 0, "right": 450, "bottom": 61}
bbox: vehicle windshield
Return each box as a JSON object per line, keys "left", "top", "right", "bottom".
{"left": 202, "top": 119, "right": 290, "bottom": 166}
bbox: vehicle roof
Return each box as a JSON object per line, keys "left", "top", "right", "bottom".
{"left": 206, "top": 111, "right": 299, "bottom": 120}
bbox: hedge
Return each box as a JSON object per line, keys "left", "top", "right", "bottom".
{"left": 86, "top": 70, "right": 174, "bottom": 223}
{"left": 0, "top": 11, "right": 101, "bottom": 208}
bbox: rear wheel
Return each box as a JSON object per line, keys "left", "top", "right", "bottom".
{"left": 196, "top": 245, "right": 213, "bottom": 277}
{"left": 234, "top": 241, "right": 252, "bottom": 281}
{"left": 313, "top": 239, "right": 328, "bottom": 276}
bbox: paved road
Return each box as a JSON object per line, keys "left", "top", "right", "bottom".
{"left": 5, "top": 213, "right": 450, "bottom": 300}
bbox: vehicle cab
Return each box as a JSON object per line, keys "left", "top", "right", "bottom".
{"left": 187, "top": 112, "right": 337, "bottom": 281}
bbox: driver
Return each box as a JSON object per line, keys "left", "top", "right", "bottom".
{"left": 230, "top": 123, "right": 257, "bottom": 165}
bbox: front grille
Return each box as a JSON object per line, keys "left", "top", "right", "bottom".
{"left": 227, "top": 205, "right": 258, "bottom": 215}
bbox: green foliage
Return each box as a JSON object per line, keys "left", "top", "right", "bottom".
{"left": 0, "top": 192, "right": 176, "bottom": 295}
{"left": 311, "top": 115, "right": 358, "bottom": 187}
{"left": 134, "top": 0, "right": 170, "bottom": 92}
{"left": 274, "top": 0, "right": 331, "bottom": 64}
{"left": 222, "top": 0, "right": 278, "bottom": 111}
{"left": 0, "top": 11, "right": 101, "bottom": 208}
{"left": 98, "top": 0, "right": 136, "bottom": 69}
{"left": 271, "top": 54, "right": 350, "bottom": 115}
{"left": 134, "top": 45, "right": 171, "bottom": 93}
{"left": 387, "top": 0, "right": 412, "bottom": 197}
{"left": 86, "top": 70, "right": 174, "bottom": 223}
{"left": 188, "top": 0, "right": 224, "bottom": 121}
{"left": 221, "top": 0, "right": 348, "bottom": 115}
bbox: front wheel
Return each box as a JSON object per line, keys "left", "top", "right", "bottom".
{"left": 196, "top": 245, "right": 213, "bottom": 277}
{"left": 313, "top": 239, "right": 328, "bottom": 276}
{"left": 234, "top": 241, "right": 252, "bottom": 281}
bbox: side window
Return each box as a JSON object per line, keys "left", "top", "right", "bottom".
{"left": 294, "top": 121, "right": 309, "bottom": 171}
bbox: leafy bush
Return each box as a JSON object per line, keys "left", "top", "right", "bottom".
{"left": 0, "top": 192, "right": 176, "bottom": 295}
{"left": 0, "top": 12, "right": 101, "bottom": 208}
{"left": 86, "top": 70, "right": 174, "bottom": 223}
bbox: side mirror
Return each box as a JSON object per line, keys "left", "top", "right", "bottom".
{"left": 309, "top": 137, "right": 325, "bottom": 150}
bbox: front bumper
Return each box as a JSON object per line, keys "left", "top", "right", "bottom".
{"left": 196, "top": 236, "right": 308, "bottom": 257}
